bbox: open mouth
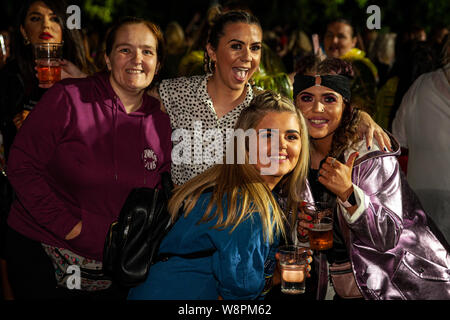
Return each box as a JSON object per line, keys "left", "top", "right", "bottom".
{"left": 232, "top": 67, "right": 249, "bottom": 82}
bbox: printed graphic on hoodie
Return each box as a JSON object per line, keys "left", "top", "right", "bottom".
{"left": 143, "top": 147, "right": 158, "bottom": 171}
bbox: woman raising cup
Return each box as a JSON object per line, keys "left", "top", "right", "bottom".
{"left": 4, "top": 17, "right": 172, "bottom": 300}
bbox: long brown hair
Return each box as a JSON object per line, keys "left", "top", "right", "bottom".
{"left": 13, "top": 0, "right": 95, "bottom": 93}
{"left": 168, "top": 90, "right": 309, "bottom": 244}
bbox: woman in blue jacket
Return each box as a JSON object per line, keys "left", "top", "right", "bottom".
{"left": 128, "top": 90, "right": 310, "bottom": 300}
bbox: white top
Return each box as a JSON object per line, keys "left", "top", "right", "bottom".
{"left": 392, "top": 66, "right": 450, "bottom": 241}
{"left": 159, "top": 74, "right": 254, "bottom": 185}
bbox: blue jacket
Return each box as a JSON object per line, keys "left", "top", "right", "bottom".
{"left": 128, "top": 191, "right": 279, "bottom": 300}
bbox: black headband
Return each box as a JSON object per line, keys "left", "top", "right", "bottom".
{"left": 293, "top": 74, "right": 352, "bottom": 101}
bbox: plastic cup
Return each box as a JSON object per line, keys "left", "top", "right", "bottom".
{"left": 278, "top": 245, "right": 308, "bottom": 294}
{"left": 304, "top": 201, "right": 334, "bottom": 251}
{"left": 34, "top": 43, "right": 63, "bottom": 85}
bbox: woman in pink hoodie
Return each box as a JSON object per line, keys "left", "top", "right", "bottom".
{"left": 4, "top": 17, "right": 172, "bottom": 299}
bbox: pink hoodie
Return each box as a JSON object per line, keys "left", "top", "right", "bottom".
{"left": 7, "top": 72, "right": 172, "bottom": 260}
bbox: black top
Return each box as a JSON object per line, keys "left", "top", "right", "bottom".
{"left": 308, "top": 162, "right": 350, "bottom": 265}
{"left": 0, "top": 60, "right": 47, "bottom": 258}
{"left": 0, "top": 60, "right": 47, "bottom": 159}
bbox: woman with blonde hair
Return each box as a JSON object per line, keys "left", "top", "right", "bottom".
{"left": 151, "top": 9, "right": 391, "bottom": 188}
{"left": 128, "top": 90, "right": 310, "bottom": 300}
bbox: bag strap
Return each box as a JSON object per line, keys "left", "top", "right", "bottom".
{"left": 161, "top": 171, "right": 173, "bottom": 200}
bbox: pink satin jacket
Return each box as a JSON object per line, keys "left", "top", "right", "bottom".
{"left": 301, "top": 135, "right": 450, "bottom": 300}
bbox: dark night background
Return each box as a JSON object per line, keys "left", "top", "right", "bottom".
{"left": 1, "top": 0, "right": 449, "bottom": 37}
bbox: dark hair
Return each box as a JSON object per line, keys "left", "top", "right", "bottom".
{"left": 325, "top": 18, "right": 356, "bottom": 38}
{"left": 207, "top": 10, "right": 261, "bottom": 49}
{"left": 13, "top": 0, "right": 94, "bottom": 93}
{"left": 294, "top": 55, "right": 360, "bottom": 159}
{"left": 204, "top": 10, "right": 261, "bottom": 73}
{"left": 104, "top": 16, "right": 166, "bottom": 83}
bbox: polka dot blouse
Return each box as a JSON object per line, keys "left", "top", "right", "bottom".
{"left": 159, "top": 74, "right": 254, "bottom": 185}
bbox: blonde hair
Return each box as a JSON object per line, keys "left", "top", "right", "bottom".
{"left": 168, "top": 91, "right": 310, "bottom": 244}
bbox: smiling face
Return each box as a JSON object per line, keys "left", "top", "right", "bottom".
{"left": 295, "top": 85, "right": 344, "bottom": 143}
{"left": 253, "top": 111, "right": 302, "bottom": 189}
{"left": 207, "top": 22, "right": 262, "bottom": 91}
{"left": 105, "top": 23, "right": 160, "bottom": 96}
{"left": 323, "top": 22, "right": 356, "bottom": 58}
{"left": 20, "top": 1, "right": 63, "bottom": 45}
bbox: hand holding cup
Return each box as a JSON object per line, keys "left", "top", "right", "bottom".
{"left": 275, "top": 245, "right": 313, "bottom": 294}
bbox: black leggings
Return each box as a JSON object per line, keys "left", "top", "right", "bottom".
{"left": 4, "top": 226, "right": 128, "bottom": 300}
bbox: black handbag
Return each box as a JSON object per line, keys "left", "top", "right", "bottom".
{"left": 103, "top": 172, "right": 174, "bottom": 287}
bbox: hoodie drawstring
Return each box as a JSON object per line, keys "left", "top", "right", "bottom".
{"left": 140, "top": 115, "right": 146, "bottom": 185}
{"left": 112, "top": 94, "right": 148, "bottom": 186}
{"left": 112, "top": 96, "right": 118, "bottom": 181}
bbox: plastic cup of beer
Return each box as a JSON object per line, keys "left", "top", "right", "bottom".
{"left": 278, "top": 245, "right": 308, "bottom": 294}
{"left": 304, "top": 201, "right": 334, "bottom": 251}
{"left": 34, "top": 43, "right": 63, "bottom": 85}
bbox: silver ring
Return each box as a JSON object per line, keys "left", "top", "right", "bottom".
{"left": 330, "top": 158, "right": 336, "bottom": 168}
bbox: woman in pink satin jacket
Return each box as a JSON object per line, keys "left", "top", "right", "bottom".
{"left": 294, "top": 55, "right": 450, "bottom": 300}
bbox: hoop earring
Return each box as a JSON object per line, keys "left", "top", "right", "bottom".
{"left": 208, "top": 59, "right": 215, "bottom": 74}
{"left": 23, "top": 36, "right": 30, "bottom": 46}
{"left": 203, "top": 51, "right": 210, "bottom": 74}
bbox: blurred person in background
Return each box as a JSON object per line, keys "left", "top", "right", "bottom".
{"left": 392, "top": 35, "right": 450, "bottom": 243}
{"left": 374, "top": 40, "right": 436, "bottom": 137}
{"left": 323, "top": 19, "right": 378, "bottom": 115}
{"left": 159, "top": 21, "right": 187, "bottom": 79}
{"left": 0, "top": 0, "right": 96, "bottom": 300}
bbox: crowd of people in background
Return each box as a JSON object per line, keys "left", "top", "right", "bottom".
{"left": 0, "top": 0, "right": 449, "bottom": 301}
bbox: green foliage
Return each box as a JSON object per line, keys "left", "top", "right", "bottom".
{"left": 253, "top": 73, "right": 293, "bottom": 100}
{"left": 83, "top": 0, "right": 123, "bottom": 24}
